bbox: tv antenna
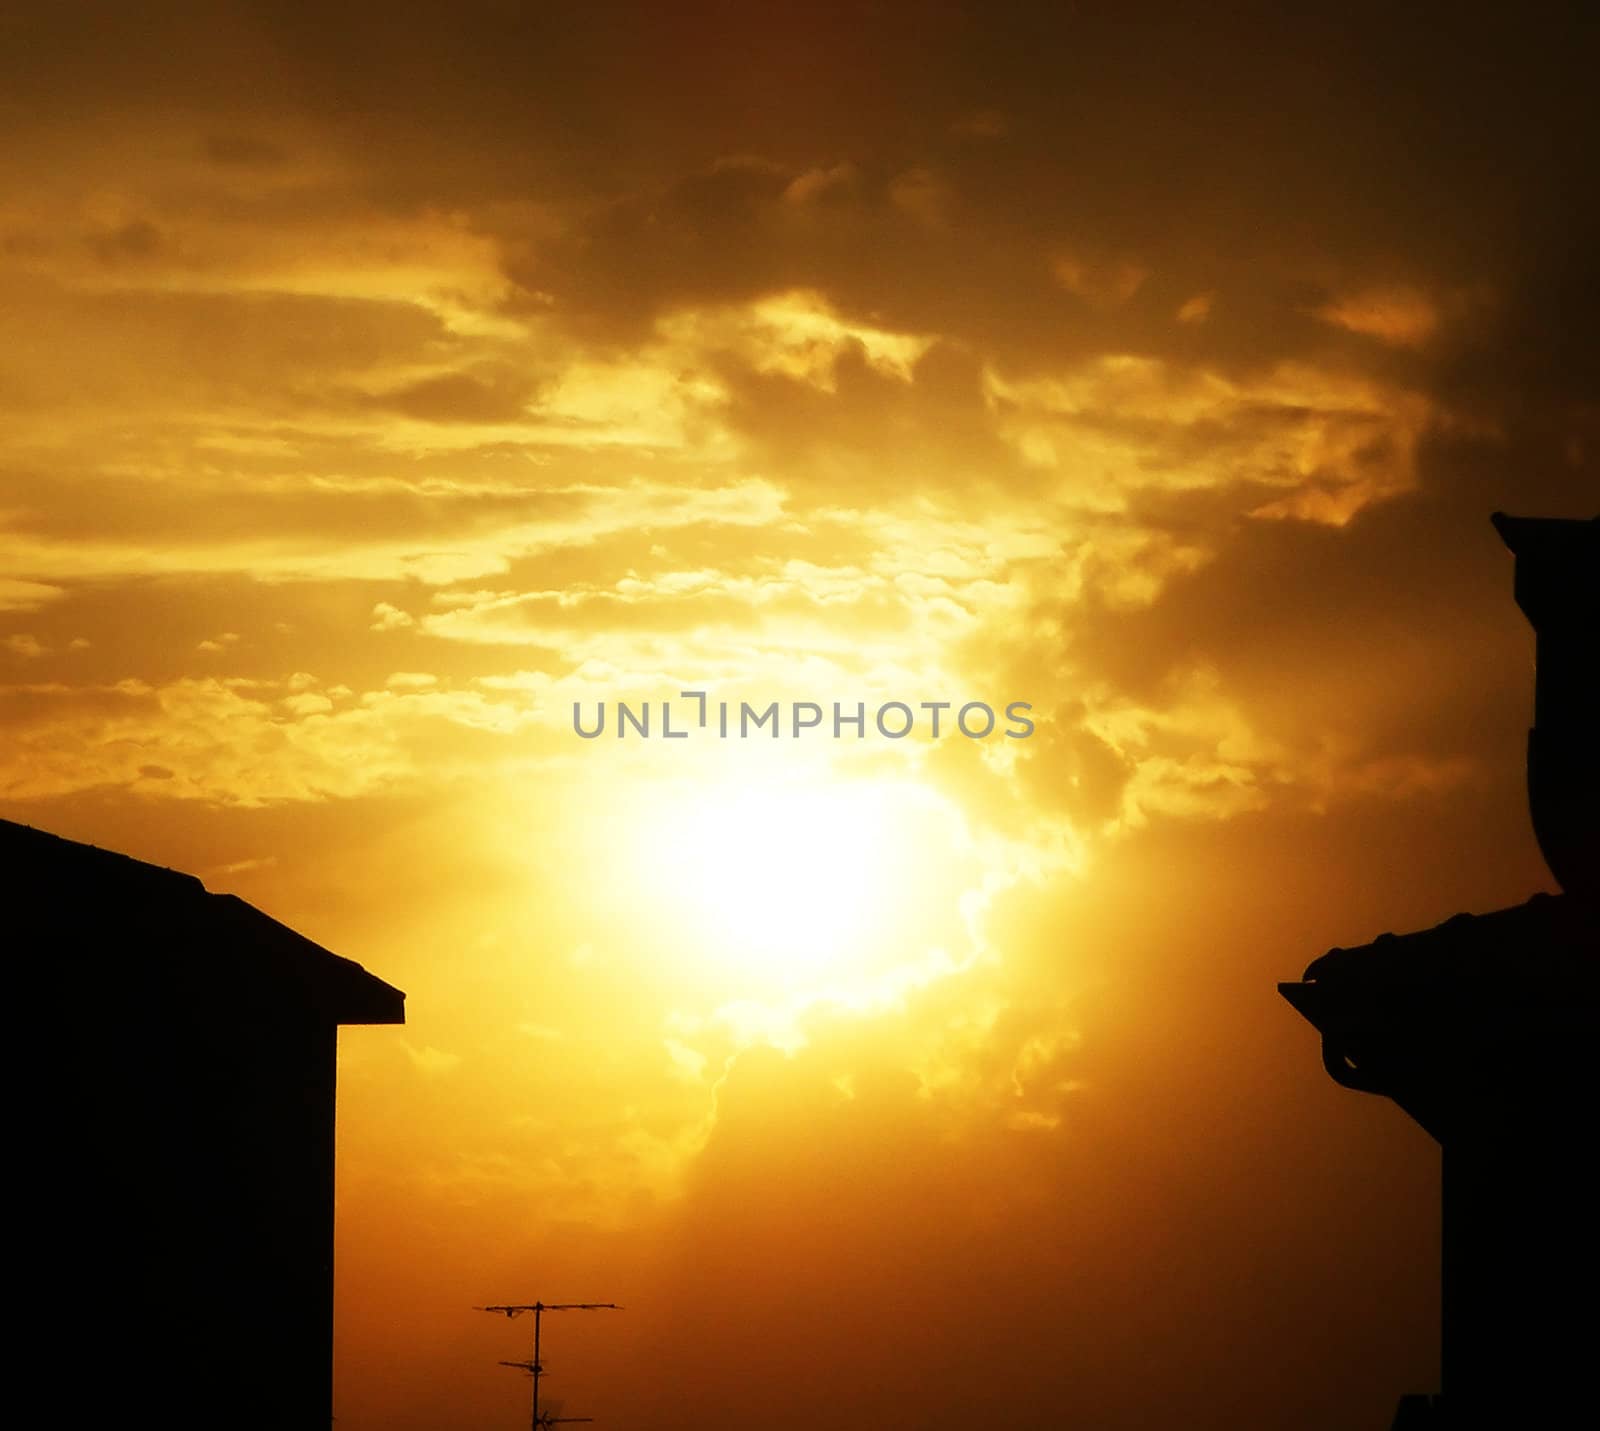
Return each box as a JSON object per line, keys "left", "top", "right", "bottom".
{"left": 495, "top": 1379, "right": 593, "bottom": 1430}
{"left": 477, "top": 1301, "right": 620, "bottom": 1431}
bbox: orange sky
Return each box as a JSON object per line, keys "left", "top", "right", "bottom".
{"left": 1, "top": 5, "right": 1595, "bottom": 1429}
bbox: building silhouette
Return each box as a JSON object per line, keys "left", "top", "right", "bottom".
{"left": 1281, "top": 514, "right": 1598, "bottom": 1428}
{"left": 4, "top": 819, "right": 404, "bottom": 1428}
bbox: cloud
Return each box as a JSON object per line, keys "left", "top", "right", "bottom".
{"left": 0, "top": 476, "right": 791, "bottom": 586}
{"left": 1313, "top": 285, "right": 1439, "bottom": 348}
{"left": 1051, "top": 253, "right": 1149, "bottom": 309}
{"left": 371, "top": 602, "right": 416, "bottom": 631}
{"left": 0, "top": 578, "right": 64, "bottom": 613}
{"left": 0, "top": 673, "right": 543, "bottom": 804}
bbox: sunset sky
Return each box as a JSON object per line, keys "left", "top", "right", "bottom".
{"left": 2, "top": 5, "right": 1595, "bottom": 1428}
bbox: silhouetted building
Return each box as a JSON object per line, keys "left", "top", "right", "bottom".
{"left": 1281, "top": 514, "right": 1598, "bottom": 1429}
{"left": 4, "top": 820, "right": 404, "bottom": 1429}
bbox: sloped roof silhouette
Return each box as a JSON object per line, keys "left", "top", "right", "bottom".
{"left": 1280, "top": 893, "right": 1597, "bottom": 1139}
{"left": 2, "top": 817, "right": 404, "bottom": 1024}
{"left": 1292, "top": 892, "right": 1596, "bottom": 988}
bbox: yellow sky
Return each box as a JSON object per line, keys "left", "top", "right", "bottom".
{"left": 1, "top": 5, "right": 1595, "bottom": 1429}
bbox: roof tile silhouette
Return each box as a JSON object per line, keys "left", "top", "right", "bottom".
{"left": 2, "top": 817, "right": 404, "bottom": 1024}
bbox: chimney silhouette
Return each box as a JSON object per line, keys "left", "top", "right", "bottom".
{"left": 1490, "top": 513, "right": 1600, "bottom": 904}
{"left": 1280, "top": 514, "right": 1599, "bottom": 1430}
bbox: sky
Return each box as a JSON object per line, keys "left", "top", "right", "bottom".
{"left": 1, "top": 4, "right": 1595, "bottom": 1428}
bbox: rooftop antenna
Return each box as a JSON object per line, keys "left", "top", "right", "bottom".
{"left": 493, "top": 1388, "right": 593, "bottom": 1430}
{"left": 477, "top": 1301, "right": 620, "bottom": 1431}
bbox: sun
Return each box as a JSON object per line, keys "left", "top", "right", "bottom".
{"left": 660, "top": 780, "right": 893, "bottom": 977}
{"left": 623, "top": 766, "right": 967, "bottom": 993}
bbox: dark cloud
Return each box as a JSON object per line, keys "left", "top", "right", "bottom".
{"left": 370, "top": 368, "right": 540, "bottom": 425}
{"left": 87, "top": 218, "right": 165, "bottom": 266}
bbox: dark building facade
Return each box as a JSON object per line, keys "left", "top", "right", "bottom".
{"left": 1281, "top": 515, "right": 1598, "bottom": 1428}
{"left": 4, "top": 820, "right": 404, "bottom": 1428}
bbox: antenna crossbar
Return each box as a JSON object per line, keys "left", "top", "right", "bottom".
{"left": 479, "top": 1298, "right": 620, "bottom": 1431}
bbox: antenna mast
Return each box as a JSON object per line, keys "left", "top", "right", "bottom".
{"left": 478, "top": 1301, "right": 620, "bottom": 1430}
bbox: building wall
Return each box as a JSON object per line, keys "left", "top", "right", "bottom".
{"left": 21, "top": 895, "right": 341, "bottom": 1428}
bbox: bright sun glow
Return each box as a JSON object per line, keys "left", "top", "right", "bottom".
{"left": 625, "top": 770, "right": 968, "bottom": 992}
